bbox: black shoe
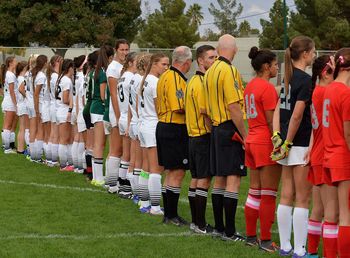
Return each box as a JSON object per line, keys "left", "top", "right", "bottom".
{"left": 194, "top": 224, "right": 214, "bottom": 234}
{"left": 168, "top": 216, "right": 188, "bottom": 226}
{"left": 246, "top": 236, "right": 259, "bottom": 247}
{"left": 211, "top": 229, "right": 224, "bottom": 238}
{"left": 162, "top": 217, "right": 170, "bottom": 224}
{"left": 221, "top": 232, "right": 246, "bottom": 242}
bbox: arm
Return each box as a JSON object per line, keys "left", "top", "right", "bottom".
{"left": 34, "top": 84, "right": 42, "bottom": 113}
{"left": 228, "top": 102, "right": 247, "bottom": 140}
{"left": 76, "top": 89, "right": 80, "bottom": 114}
{"left": 9, "top": 82, "right": 17, "bottom": 106}
{"left": 272, "top": 99, "right": 281, "bottom": 132}
{"left": 264, "top": 110, "right": 274, "bottom": 133}
{"left": 136, "top": 94, "right": 139, "bottom": 117}
{"left": 126, "top": 105, "right": 132, "bottom": 136}
{"left": 285, "top": 100, "right": 306, "bottom": 142}
{"left": 19, "top": 82, "right": 26, "bottom": 98}
{"left": 344, "top": 121, "right": 350, "bottom": 150}
{"left": 109, "top": 77, "right": 120, "bottom": 119}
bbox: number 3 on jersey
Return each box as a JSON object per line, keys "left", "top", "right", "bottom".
{"left": 245, "top": 94, "right": 257, "bottom": 119}
{"left": 118, "top": 83, "right": 124, "bottom": 102}
{"left": 310, "top": 103, "right": 319, "bottom": 129}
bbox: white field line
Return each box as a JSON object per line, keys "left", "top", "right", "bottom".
{"left": 0, "top": 179, "right": 245, "bottom": 209}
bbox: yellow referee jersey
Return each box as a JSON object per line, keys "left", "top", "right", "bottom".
{"left": 203, "top": 56, "right": 245, "bottom": 126}
{"left": 157, "top": 66, "right": 187, "bottom": 124}
{"left": 185, "top": 71, "right": 210, "bottom": 137}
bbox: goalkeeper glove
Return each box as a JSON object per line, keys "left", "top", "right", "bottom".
{"left": 271, "top": 140, "right": 293, "bottom": 161}
{"left": 271, "top": 131, "right": 283, "bottom": 150}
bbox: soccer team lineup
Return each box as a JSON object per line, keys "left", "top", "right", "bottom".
{"left": 1, "top": 2, "right": 350, "bottom": 258}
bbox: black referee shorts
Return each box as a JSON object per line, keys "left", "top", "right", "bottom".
{"left": 189, "top": 133, "right": 211, "bottom": 179}
{"left": 210, "top": 121, "right": 247, "bottom": 177}
{"left": 156, "top": 122, "right": 189, "bottom": 170}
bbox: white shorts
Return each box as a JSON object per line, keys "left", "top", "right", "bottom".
{"left": 138, "top": 120, "right": 157, "bottom": 148}
{"left": 129, "top": 121, "right": 138, "bottom": 140}
{"left": 71, "top": 109, "right": 77, "bottom": 125}
{"left": 104, "top": 120, "right": 112, "bottom": 135}
{"left": 26, "top": 98, "right": 36, "bottom": 118}
{"left": 118, "top": 116, "right": 128, "bottom": 136}
{"left": 17, "top": 102, "right": 28, "bottom": 116}
{"left": 109, "top": 107, "right": 118, "bottom": 128}
{"left": 91, "top": 113, "right": 104, "bottom": 124}
{"left": 56, "top": 107, "right": 69, "bottom": 124}
{"left": 1, "top": 96, "right": 16, "bottom": 112}
{"left": 277, "top": 146, "right": 308, "bottom": 166}
{"left": 77, "top": 112, "right": 87, "bottom": 133}
{"left": 41, "top": 101, "right": 51, "bottom": 123}
{"left": 50, "top": 102, "right": 57, "bottom": 123}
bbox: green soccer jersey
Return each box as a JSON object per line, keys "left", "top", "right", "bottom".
{"left": 83, "top": 70, "right": 94, "bottom": 117}
{"left": 90, "top": 68, "right": 107, "bottom": 115}
{"left": 103, "top": 84, "right": 110, "bottom": 122}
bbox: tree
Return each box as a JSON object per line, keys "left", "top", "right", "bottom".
{"left": 0, "top": 0, "right": 142, "bottom": 57}
{"left": 289, "top": 0, "right": 350, "bottom": 49}
{"left": 186, "top": 3, "right": 204, "bottom": 27}
{"left": 136, "top": 0, "right": 199, "bottom": 48}
{"left": 208, "top": 0, "right": 243, "bottom": 36}
{"left": 259, "top": 0, "right": 289, "bottom": 49}
{"left": 201, "top": 29, "right": 220, "bottom": 41}
{"left": 238, "top": 20, "right": 259, "bottom": 37}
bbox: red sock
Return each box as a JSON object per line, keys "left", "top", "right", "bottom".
{"left": 307, "top": 219, "right": 322, "bottom": 254}
{"left": 244, "top": 188, "right": 261, "bottom": 237}
{"left": 323, "top": 221, "right": 338, "bottom": 258}
{"left": 338, "top": 225, "right": 350, "bottom": 258}
{"left": 259, "top": 188, "right": 277, "bottom": 241}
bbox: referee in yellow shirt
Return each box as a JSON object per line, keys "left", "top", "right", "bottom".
{"left": 185, "top": 45, "right": 217, "bottom": 234}
{"left": 203, "top": 34, "right": 247, "bottom": 240}
{"left": 156, "top": 46, "right": 192, "bottom": 226}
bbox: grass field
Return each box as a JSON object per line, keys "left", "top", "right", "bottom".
{"left": 0, "top": 100, "right": 281, "bottom": 258}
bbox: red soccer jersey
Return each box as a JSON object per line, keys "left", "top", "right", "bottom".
{"left": 310, "top": 85, "right": 326, "bottom": 166}
{"left": 323, "top": 82, "right": 350, "bottom": 168}
{"left": 244, "top": 77, "right": 278, "bottom": 144}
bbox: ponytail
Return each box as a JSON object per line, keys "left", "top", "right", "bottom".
{"left": 1, "top": 56, "right": 15, "bottom": 85}
{"left": 47, "top": 55, "right": 63, "bottom": 93}
{"left": 284, "top": 47, "right": 293, "bottom": 96}
{"left": 333, "top": 48, "right": 350, "bottom": 79}
{"left": 32, "top": 55, "right": 48, "bottom": 88}
{"left": 120, "top": 52, "right": 137, "bottom": 77}
{"left": 95, "top": 45, "right": 114, "bottom": 80}
{"left": 311, "top": 55, "right": 332, "bottom": 89}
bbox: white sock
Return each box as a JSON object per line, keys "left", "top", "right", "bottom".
{"left": 77, "top": 142, "right": 85, "bottom": 169}
{"left": 293, "top": 207, "right": 309, "bottom": 256}
{"left": 105, "top": 156, "right": 120, "bottom": 186}
{"left": 277, "top": 204, "right": 293, "bottom": 252}
{"left": 67, "top": 144, "right": 73, "bottom": 165}
{"left": 139, "top": 170, "right": 149, "bottom": 206}
{"left": 46, "top": 142, "right": 52, "bottom": 161}
{"left": 10, "top": 132, "right": 15, "bottom": 145}
{"left": 126, "top": 172, "right": 135, "bottom": 194}
{"left": 92, "top": 158, "right": 96, "bottom": 180}
{"left": 43, "top": 143, "right": 48, "bottom": 160}
{"left": 1, "top": 130, "right": 4, "bottom": 147}
{"left": 119, "top": 160, "right": 129, "bottom": 180}
{"left": 58, "top": 144, "right": 68, "bottom": 168}
{"left": 36, "top": 140, "right": 43, "bottom": 160}
{"left": 148, "top": 173, "right": 162, "bottom": 210}
{"left": 29, "top": 142, "right": 36, "bottom": 159}
{"left": 71, "top": 141, "right": 79, "bottom": 168}
{"left": 105, "top": 157, "right": 110, "bottom": 182}
{"left": 2, "top": 129, "right": 11, "bottom": 149}
{"left": 51, "top": 143, "right": 59, "bottom": 163}
{"left": 82, "top": 150, "right": 87, "bottom": 169}
{"left": 25, "top": 129, "right": 30, "bottom": 146}
{"left": 93, "top": 157, "right": 104, "bottom": 181}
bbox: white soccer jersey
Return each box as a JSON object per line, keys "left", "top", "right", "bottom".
{"left": 3, "top": 71, "right": 17, "bottom": 99}
{"left": 130, "top": 73, "right": 142, "bottom": 124}
{"left": 50, "top": 72, "right": 58, "bottom": 102}
{"left": 56, "top": 75, "right": 72, "bottom": 109}
{"left": 16, "top": 75, "right": 26, "bottom": 104}
{"left": 75, "top": 71, "right": 85, "bottom": 110}
{"left": 106, "top": 60, "right": 123, "bottom": 80}
{"left": 34, "top": 71, "right": 47, "bottom": 104}
{"left": 118, "top": 71, "right": 133, "bottom": 116}
{"left": 140, "top": 74, "right": 158, "bottom": 122}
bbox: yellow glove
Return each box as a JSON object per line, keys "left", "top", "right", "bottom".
{"left": 271, "top": 131, "right": 283, "bottom": 150}
{"left": 271, "top": 140, "right": 293, "bottom": 161}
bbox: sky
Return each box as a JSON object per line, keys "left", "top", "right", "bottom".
{"left": 142, "top": 0, "right": 296, "bottom": 35}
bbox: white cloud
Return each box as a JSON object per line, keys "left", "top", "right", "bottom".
{"left": 247, "top": 4, "right": 266, "bottom": 14}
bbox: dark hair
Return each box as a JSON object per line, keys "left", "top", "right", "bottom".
{"left": 196, "top": 45, "right": 215, "bottom": 62}
{"left": 334, "top": 48, "right": 350, "bottom": 79}
{"left": 55, "top": 59, "right": 74, "bottom": 99}
{"left": 311, "top": 55, "right": 332, "bottom": 88}
{"left": 121, "top": 52, "right": 137, "bottom": 76}
{"left": 16, "top": 61, "right": 28, "bottom": 77}
{"left": 284, "top": 36, "right": 315, "bottom": 95}
{"left": 248, "top": 46, "right": 277, "bottom": 73}
{"left": 115, "top": 39, "right": 129, "bottom": 50}
{"left": 140, "top": 52, "right": 167, "bottom": 97}
{"left": 0, "top": 56, "right": 15, "bottom": 85}
{"left": 73, "top": 55, "right": 86, "bottom": 88}
{"left": 32, "top": 55, "right": 48, "bottom": 87}
{"left": 47, "top": 55, "right": 63, "bottom": 92}
{"left": 87, "top": 50, "right": 99, "bottom": 70}
{"left": 95, "top": 45, "right": 114, "bottom": 80}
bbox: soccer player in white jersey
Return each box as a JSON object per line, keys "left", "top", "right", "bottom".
{"left": 47, "top": 55, "right": 63, "bottom": 166}
{"left": 104, "top": 39, "right": 129, "bottom": 193}
{"left": 138, "top": 53, "right": 169, "bottom": 214}
{"left": 1, "top": 56, "right": 18, "bottom": 154}
{"left": 15, "top": 61, "right": 29, "bottom": 154}
{"left": 31, "top": 55, "right": 48, "bottom": 162}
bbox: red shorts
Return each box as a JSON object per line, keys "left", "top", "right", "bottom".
{"left": 323, "top": 167, "right": 350, "bottom": 186}
{"left": 308, "top": 165, "right": 325, "bottom": 186}
{"left": 245, "top": 142, "right": 276, "bottom": 170}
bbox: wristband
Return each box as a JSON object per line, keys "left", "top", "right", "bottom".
{"left": 68, "top": 108, "right": 73, "bottom": 113}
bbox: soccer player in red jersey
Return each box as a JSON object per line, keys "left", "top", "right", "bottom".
{"left": 244, "top": 47, "right": 281, "bottom": 252}
{"left": 322, "top": 48, "right": 350, "bottom": 258}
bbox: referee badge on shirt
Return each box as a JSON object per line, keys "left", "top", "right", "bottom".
{"left": 176, "top": 89, "right": 184, "bottom": 99}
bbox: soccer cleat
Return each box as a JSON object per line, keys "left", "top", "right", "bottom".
{"left": 60, "top": 166, "right": 73, "bottom": 172}
{"left": 93, "top": 180, "right": 105, "bottom": 187}
{"left": 139, "top": 206, "right": 151, "bottom": 214}
{"left": 132, "top": 195, "right": 139, "bottom": 205}
{"left": 23, "top": 149, "right": 30, "bottom": 156}
{"left": 246, "top": 236, "right": 259, "bottom": 247}
{"left": 76, "top": 168, "right": 84, "bottom": 174}
{"left": 259, "top": 240, "right": 279, "bottom": 253}
{"left": 221, "top": 232, "right": 246, "bottom": 242}
{"left": 279, "top": 248, "right": 294, "bottom": 256}
{"left": 162, "top": 216, "right": 170, "bottom": 224}
{"left": 118, "top": 191, "right": 133, "bottom": 199}
{"left": 292, "top": 253, "right": 307, "bottom": 258}
{"left": 107, "top": 185, "right": 119, "bottom": 194}
{"left": 65, "top": 165, "right": 75, "bottom": 172}
{"left": 211, "top": 229, "right": 224, "bottom": 238}
{"left": 168, "top": 216, "right": 189, "bottom": 226}
{"left": 194, "top": 224, "right": 214, "bottom": 235}
{"left": 190, "top": 223, "right": 196, "bottom": 231}
{"left": 4, "top": 149, "right": 16, "bottom": 154}
{"left": 150, "top": 208, "right": 164, "bottom": 216}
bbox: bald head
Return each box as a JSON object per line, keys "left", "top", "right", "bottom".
{"left": 217, "top": 34, "right": 238, "bottom": 62}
